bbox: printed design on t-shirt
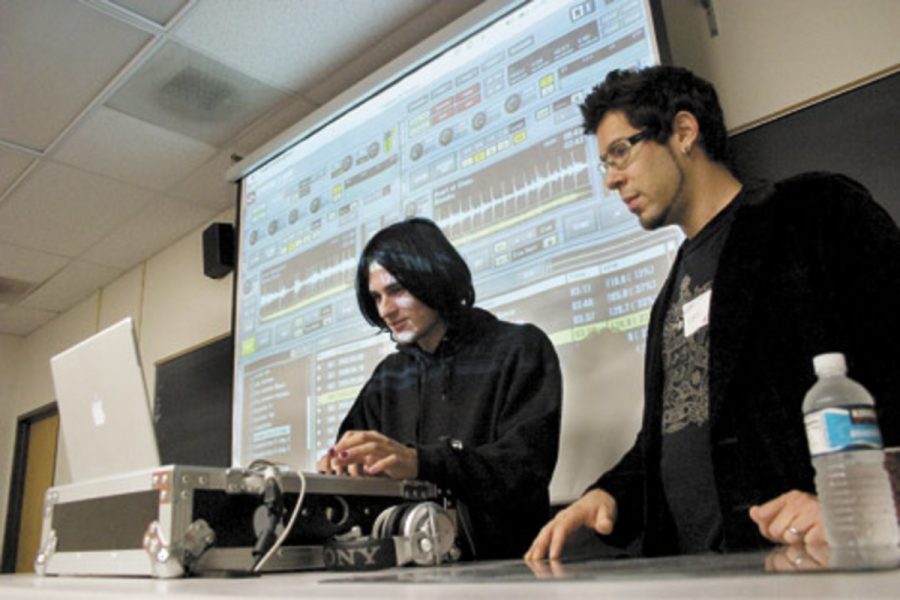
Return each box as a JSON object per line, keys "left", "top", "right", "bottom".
{"left": 662, "top": 276, "right": 712, "bottom": 435}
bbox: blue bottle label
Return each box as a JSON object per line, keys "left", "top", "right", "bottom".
{"left": 804, "top": 406, "right": 884, "bottom": 457}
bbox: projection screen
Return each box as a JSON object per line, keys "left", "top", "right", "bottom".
{"left": 229, "top": 0, "right": 678, "bottom": 501}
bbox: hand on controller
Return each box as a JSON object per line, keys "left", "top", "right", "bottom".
{"left": 317, "top": 430, "right": 418, "bottom": 479}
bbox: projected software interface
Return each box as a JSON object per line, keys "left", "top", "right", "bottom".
{"left": 235, "top": 0, "right": 679, "bottom": 472}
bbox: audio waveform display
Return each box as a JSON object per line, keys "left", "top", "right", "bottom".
{"left": 435, "top": 127, "right": 590, "bottom": 243}
{"left": 259, "top": 230, "right": 357, "bottom": 320}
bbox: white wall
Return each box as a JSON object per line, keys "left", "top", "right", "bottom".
{"left": 0, "top": 208, "right": 234, "bottom": 552}
{"left": 660, "top": 0, "right": 900, "bottom": 132}
{"left": 0, "top": 333, "right": 24, "bottom": 552}
{"left": 140, "top": 219, "right": 235, "bottom": 398}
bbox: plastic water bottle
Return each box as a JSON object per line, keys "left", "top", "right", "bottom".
{"left": 802, "top": 352, "right": 899, "bottom": 547}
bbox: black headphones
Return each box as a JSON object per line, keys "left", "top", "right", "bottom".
{"left": 323, "top": 501, "right": 457, "bottom": 570}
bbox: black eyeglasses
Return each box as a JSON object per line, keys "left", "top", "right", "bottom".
{"left": 599, "top": 130, "right": 651, "bottom": 174}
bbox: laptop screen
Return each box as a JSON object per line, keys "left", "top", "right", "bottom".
{"left": 50, "top": 317, "right": 160, "bottom": 482}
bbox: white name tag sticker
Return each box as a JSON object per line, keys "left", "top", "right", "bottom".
{"left": 682, "top": 289, "right": 711, "bottom": 337}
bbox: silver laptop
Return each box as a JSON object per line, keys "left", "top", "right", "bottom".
{"left": 50, "top": 317, "right": 160, "bottom": 482}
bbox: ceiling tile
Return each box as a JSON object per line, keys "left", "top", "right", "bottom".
{"left": 305, "top": 0, "right": 483, "bottom": 105}
{"left": 0, "top": 242, "right": 68, "bottom": 284}
{"left": 0, "top": 0, "right": 152, "bottom": 150}
{"left": 0, "top": 304, "right": 58, "bottom": 337}
{"left": 232, "top": 96, "right": 319, "bottom": 160}
{"left": 20, "top": 260, "right": 122, "bottom": 313}
{"left": 81, "top": 197, "right": 216, "bottom": 268}
{"left": 0, "top": 146, "right": 35, "bottom": 195}
{"left": 172, "top": 0, "right": 434, "bottom": 93}
{"left": 168, "top": 151, "right": 240, "bottom": 210}
{"left": 0, "top": 161, "right": 154, "bottom": 256}
{"left": 52, "top": 106, "right": 218, "bottom": 192}
{"left": 105, "top": 40, "right": 288, "bottom": 146}
{"left": 109, "top": 0, "right": 188, "bottom": 26}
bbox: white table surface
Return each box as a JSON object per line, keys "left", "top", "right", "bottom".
{"left": 2, "top": 551, "right": 899, "bottom": 599}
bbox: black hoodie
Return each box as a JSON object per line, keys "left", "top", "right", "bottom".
{"left": 338, "top": 307, "right": 562, "bottom": 559}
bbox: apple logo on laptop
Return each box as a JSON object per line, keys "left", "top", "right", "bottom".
{"left": 91, "top": 393, "right": 107, "bottom": 427}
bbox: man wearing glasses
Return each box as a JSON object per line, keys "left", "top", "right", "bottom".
{"left": 526, "top": 66, "right": 900, "bottom": 560}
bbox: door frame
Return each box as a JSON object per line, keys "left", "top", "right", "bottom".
{"left": 1, "top": 402, "right": 58, "bottom": 574}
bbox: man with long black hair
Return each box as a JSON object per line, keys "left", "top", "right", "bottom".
{"left": 317, "top": 217, "right": 562, "bottom": 559}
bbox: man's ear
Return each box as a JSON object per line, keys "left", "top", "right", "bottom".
{"left": 672, "top": 110, "right": 700, "bottom": 154}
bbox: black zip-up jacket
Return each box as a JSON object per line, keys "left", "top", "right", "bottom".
{"left": 592, "top": 173, "right": 900, "bottom": 556}
{"left": 338, "top": 307, "right": 562, "bottom": 559}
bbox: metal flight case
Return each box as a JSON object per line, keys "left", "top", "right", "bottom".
{"left": 34, "top": 464, "right": 441, "bottom": 578}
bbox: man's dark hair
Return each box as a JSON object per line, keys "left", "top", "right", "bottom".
{"left": 581, "top": 66, "right": 731, "bottom": 165}
{"left": 356, "top": 217, "right": 475, "bottom": 330}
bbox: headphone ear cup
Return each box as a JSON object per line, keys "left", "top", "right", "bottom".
{"left": 385, "top": 502, "right": 415, "bottom": 537}
{"left": 401, "top": 502, "right": 456, "bottom": 563}
{"left": 398, "top": 502, "right": 425, "bottom": 539}
{"left": 371, "top": 505, "right": 396, "bottom": 539}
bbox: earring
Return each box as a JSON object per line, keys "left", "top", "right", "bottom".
{"left": 683, "top": 144, "right": 692, "bottom": 155}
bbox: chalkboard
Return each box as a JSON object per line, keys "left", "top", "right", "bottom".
{"left": 730, "top": 70, "right": 900, "bottom": 226}
{"left": 153, "top": 335, "right": 233, "bottom": 467}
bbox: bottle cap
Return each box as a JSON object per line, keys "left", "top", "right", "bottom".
{"left": 813, "top": 352, "right": 847, "bottom": 376}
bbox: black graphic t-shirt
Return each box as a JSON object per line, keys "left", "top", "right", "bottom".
{"left": 660, "top": 191, "right": 745, "bottom": 553}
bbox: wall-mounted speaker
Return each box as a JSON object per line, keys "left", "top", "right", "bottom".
{"left": 202, "top": 222, "right": 235, "bottom": 279}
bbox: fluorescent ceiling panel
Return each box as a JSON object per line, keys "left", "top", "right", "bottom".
{"left": 106, "top": 41, "right": 288, "bottom": 146}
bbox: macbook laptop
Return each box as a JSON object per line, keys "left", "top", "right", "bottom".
{"left": 50, "top": 317, "right": 160, "bottom": 482}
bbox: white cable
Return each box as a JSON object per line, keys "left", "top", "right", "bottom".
{"left": 252, "top": 468, "right": 307, "bottom": 573}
